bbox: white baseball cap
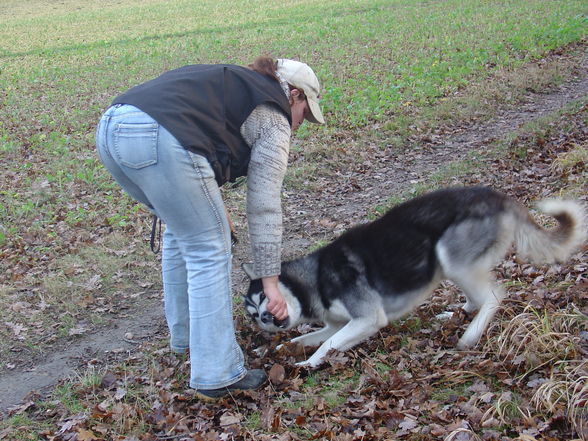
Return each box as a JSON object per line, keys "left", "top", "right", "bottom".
{"left": 277, "top": 59, "right": 325, "bottom": 124}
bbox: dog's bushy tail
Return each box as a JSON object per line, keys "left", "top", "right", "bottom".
{"left": 514, "top": 199, "right": 586, "bottom": 264}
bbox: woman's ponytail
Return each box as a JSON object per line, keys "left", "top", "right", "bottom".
{"left": 248, "top": 56, "right": 280, "bottom": 83}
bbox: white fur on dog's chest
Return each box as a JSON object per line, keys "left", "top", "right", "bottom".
{"left": 322, "top": 300, "right": 353, "bottom": 323}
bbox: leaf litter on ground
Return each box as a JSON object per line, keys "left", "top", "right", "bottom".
{"left": 6, "top": 99, "right": 586, "bottom": 441}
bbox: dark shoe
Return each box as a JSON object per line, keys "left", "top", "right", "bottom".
{"left": 195, "top": 369, "right": 268, "bottom": 401}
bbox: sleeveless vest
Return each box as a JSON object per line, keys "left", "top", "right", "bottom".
{"left": 112, "top": 64, "right": 292, "bottom": 185}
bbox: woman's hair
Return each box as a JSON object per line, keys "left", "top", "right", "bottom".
{"left": 248, "top": 56, "right": 306, "bottom": 102}
{"left": 248, "top": 56, "right": 280, "bottom": 83}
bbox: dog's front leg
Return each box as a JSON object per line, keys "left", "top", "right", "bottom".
{"left": 277, "top": 322, "right": 344, "bottom": 351}
{"left": 297, "top": 315, "right": 385, "bottom": 367}
{"left": 290, "top": 322, "right": 345, "bottom": 347}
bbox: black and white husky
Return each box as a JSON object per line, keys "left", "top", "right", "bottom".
{"left": 243, "top": 187, "right": 585, "bottom": 367}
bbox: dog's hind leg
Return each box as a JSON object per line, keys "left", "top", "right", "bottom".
{"left": 437, "top": 217, "right": 511, "bottom": 347}
{"left": 452, "top": 272, "right": 505, "bottom": 349}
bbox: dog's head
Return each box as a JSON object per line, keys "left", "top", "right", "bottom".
{"left": 242, "top": 263, "right": 294, "bottom": 332}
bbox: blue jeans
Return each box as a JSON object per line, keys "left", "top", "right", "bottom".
{"left": 96, "top": 104, "right": 245, "bottom": 389}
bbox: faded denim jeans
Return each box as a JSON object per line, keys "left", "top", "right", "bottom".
{"left": 96, "top": 104, "right": 245, "bottom": 389}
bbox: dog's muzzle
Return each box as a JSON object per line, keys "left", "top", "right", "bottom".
{"left": 260, "top": 311, "right": 289, "bottom": 329}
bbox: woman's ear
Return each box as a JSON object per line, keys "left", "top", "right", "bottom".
{"left": 290, "top": 88, "right": 304, "bottom": 102}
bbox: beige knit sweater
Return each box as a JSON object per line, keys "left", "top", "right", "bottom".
{"left": 240, "top": 82, "right": 291, "bottom": 278}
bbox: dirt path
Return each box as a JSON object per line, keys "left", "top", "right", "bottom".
{"left": 1, "top": 49, "right": 586, "bottom": 417}
{"left": 0, "top": 301, "right": 167, "bottom": 416}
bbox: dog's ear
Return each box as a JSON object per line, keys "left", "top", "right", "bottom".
{"left": 242, "top": 263, "right": 258, "bottom": 280}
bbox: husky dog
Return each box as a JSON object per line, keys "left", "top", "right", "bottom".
{"left": 243, "top": 187, "right": 585, "bottom": 367}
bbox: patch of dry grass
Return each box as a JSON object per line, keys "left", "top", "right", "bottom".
{"left": 551, "top": 141, "right": 588, "bottom": 199}
{"left": 445, "top": 428, "right": 483, "bottom": 441}
{"left": 533, "top": 361, "right": 588, "bottom": 440}
{"left": 489, "top": 304, "right": 585, "bottom": 374}
{"left": 553, "top": 142, "right": 588, "bottom": 171}
{"left": 487, "top": 304, "right": 587, "bottom": 437}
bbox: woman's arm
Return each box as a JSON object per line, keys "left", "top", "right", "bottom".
{"left": 241, "top": 104, "right": 291, "bottom": 319}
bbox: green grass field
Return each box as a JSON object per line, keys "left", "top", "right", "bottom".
{"left": 0, "top": 0, "right": 587, "bottom": 438}
{"left": 1, "top": 0, "right": 586, "bottom": 268}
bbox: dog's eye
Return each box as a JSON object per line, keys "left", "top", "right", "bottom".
{"left": 253, "top": 292, "right": 265, "bottom": 305}
{"left": 245, "top": 292, "right": 265, "bottom": 308}
{"left": 245, "top": 305, "right": 259, "bottom": 318}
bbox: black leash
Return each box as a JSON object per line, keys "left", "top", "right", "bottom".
{"left": 150, "top": 215, "right": 162, "bottom": 254}
{"left": 150, "top": 214, "right": 237, "bottom": 253}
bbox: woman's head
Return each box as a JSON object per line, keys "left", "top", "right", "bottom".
{"left": 276, "top": 59, "right": 324, "bottom": 126}
{"left": 249, "top": 57, "right": 325, "bottom": 130}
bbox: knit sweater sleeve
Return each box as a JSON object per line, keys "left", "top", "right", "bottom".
{"left": 241, "top": 104, "right": 291, "bottom": 278}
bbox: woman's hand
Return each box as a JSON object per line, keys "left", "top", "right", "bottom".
{"left": 262, "top": 276, "right": 288, "bottom": 320}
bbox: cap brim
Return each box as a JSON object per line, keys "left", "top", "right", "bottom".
{"left": 306, "top": 98, "right": 325, "bottom": 124}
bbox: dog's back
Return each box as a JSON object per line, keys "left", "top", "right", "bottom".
{"left": 315, "top": 187, "right": 508, "bottom": 303}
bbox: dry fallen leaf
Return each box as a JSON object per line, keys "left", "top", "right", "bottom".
{"left": 219, "top": 412, "right": 241, "bottom": 427}
{"left": 100, "top": 372, "right": 117, "bottom": 389}
{"left": 113, "top": 388, "right": 126, "bottom": 401}
{"left": 269, "top": 363, "right": 286, "bottom": 384}
{"left": 398, "top": 416, "right": 418, "bottom": 430}
{"left": 76, "top": 428, "right": 99, "bottom": 441}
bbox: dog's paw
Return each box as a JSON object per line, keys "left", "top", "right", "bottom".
{"left": 456, "top": 334, "right": 477, "bottom": 350}
{"left": 253, "top": 346, "right": 268, "bottom": 357}
{"left": 296, "top": 355, "right": 323, "bottom": 368}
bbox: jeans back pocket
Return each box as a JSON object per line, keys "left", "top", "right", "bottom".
{"left": 114, "top": 122, "right": 158, "bottom": 169}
